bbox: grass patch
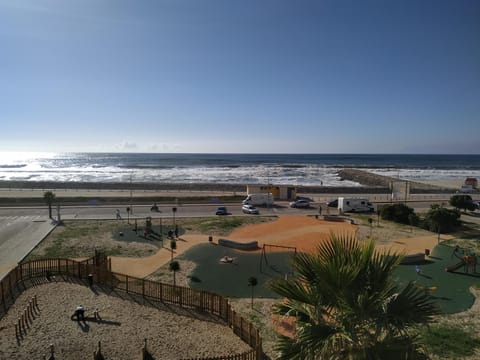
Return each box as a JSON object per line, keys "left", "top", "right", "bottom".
{"left": 178, "top": 216, "right": 274, "bottom": 236}
{"left": 419, "top": 324, "right": 480, "bottom": 358}
{"left": 25, "top": 216, "right": 274, "bottom": 261}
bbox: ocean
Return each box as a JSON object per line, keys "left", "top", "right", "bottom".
{"left": 0, "top": 152, "right": 479, "bottom": 187}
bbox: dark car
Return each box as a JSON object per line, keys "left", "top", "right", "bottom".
{"left": 326, "top": 199, "right": 338, "bottom": 208}
{"left": 215, "top": 206, "right": 228, "bottom": 215}
{"left": 473, "top": 200, "right": 480, "bottom": 210}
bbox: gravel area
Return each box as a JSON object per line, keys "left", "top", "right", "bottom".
{"left": 0, "top": 280, "right": 251, "bottom": 360}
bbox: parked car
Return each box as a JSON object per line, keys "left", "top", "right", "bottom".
{"left": 474, "top": 200, "right": 480, "bottom": 210}
{"left": 289, "top": 199, "right": 310, "bottom": 208}
{"left": 326, "top": 199, "right": 338, "bottom": 208}
{"left": 242, "top": 204, "right": 259, "bottom": 214}
{"left": 215, "top": 206, "right": 228, "bottom": 215}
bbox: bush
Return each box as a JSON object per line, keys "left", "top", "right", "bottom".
{"left": 380, "top": 203, "right": 418, "bottom": 225}
{"left": 450, "top": 195, "right": 476, "bottom": 212}
{"left": 423, "top": 205, "right": 460, "bottom": 233}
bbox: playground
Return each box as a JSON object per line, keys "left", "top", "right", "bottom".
{"left": 394, "top": 242, "right": 480, "bottom": 313}
{"left": 28, "top": 214, "right": 480, "bottom": 314}
{"left": 179, "top": 215, "right": 480, "bottom": 315}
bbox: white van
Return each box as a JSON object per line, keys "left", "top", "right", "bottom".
{"left": 338, "top": 197, "right": 374, "bottom": 213}
{"left": 242, "top": 193, "right": 274, "bottom": 207}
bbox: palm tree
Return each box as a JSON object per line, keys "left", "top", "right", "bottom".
{"left": 248, "top": 276, "right": 258, "bottom": 309}
{"left": 270, "top": 234, "right": 438, "bottom": 360}
{"left": 170, "top": 239, "right": 177, "bottom": 261}
{"left": 43, "top": 191, "right": 56, "bottom": 219}
{"left": 169, "top": 260, "right": 180, "bottom": 286}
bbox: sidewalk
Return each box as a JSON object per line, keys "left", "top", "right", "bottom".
{"left": 0, "top": 216, "right": 56, "bottom": 280}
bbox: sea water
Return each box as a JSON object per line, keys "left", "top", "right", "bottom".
{"left": 0, "top": 152, "right": 479, "bottom": 187}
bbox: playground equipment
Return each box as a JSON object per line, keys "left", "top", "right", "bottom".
{"left": 219, "top": 256, "right": 236, "bottom": 264}
{"left": 259, "top": 244, "right": 297, "bottom": 275}
{"left": 445, "top": 246, "right": 477, "bottom": 273}
{"left": 415, "top": 285, "right": 438, "bottom": 295}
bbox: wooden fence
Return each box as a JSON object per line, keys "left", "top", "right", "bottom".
{"left": 0, "top": 258, "right": 263, "bottom": 360}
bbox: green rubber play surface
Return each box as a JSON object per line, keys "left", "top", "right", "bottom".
{"left": 183, "top": 243, "right": 295, "bottom": 298}
{"left": 394, "top": 243, "right": 480, "bottom": 314}
{"left": 184, "top": 242, "right": 480, "bottom": 313}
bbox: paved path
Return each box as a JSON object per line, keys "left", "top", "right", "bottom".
{"left": 0, "top": 215, "right": 56, "bottom": 280}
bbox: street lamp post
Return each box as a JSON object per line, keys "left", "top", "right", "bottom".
{"left": 172, "top": 207, "right": 177, "bottom": 226}
{"left": 129, "top": 173, "right": 133, "bottom": 215}
{"left": 159, "top": 217, "right": 163, "bottom": 245}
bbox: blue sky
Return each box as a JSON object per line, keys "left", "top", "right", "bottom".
{"left": 1, "top": 0, "right": 479, "bottom": 154}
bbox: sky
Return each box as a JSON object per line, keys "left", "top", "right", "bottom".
{"left": 0, "top": 0, "right": 479, "bottom": 154}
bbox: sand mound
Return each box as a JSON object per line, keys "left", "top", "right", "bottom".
{"left": 228, "top": 215, "right": 356, "bottom": 253}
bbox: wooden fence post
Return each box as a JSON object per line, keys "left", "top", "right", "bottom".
{"left": 8, "top": 273, "right": 13, "bottom": 301}
{"left": 0, "top": 281, "right": 5, "bottom": 313}
{"left": 248, "top": 322, "right": 252, "bottom": 347}
{"left": 125, "top": 275, "right": 129, "bottom": 294}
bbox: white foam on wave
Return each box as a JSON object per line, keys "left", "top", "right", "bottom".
{"left": 370, "top": 168, "right": 480, "bottom": 183}
{"left": 1, "top": 152, "right": 478, "bottom": 187}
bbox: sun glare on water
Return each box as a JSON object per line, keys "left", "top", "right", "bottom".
{"left": 0, "top": 151, "right": 57, "bottom": 165}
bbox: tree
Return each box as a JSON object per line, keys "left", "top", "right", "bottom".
{"left": 380, "top": 203, "right": 418, "bottom": 225}
{"left": 424, "top": 204, "right": 460, "bottom": 235}
{"left": 449, "top": 195, "right": 476, "bottom": 213}
{"left": 170, "top": 239, "right": 177, "bottom": 261}
{"left": 169, "top": 260, "right": 180, "bottom": 286}
{"left": 43, "top": 191, "right": 56, "bottom": 219}
{"left": 248, "top": 276, "right": 258, "bottom": 309}
{"left": 270, "top": 234, "right": 438, "bottom": 360}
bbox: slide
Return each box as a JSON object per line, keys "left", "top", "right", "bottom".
{"left": 445, "top": 260, "right": 466, "bottom": 272}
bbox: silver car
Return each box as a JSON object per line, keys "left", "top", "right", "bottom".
{"left": 242, "top": 204, "right": 259, "bottom": 214}
{"left": 289, "top": 199, "right": 310, "bottom": 208}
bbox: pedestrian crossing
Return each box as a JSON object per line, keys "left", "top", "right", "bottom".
{"left": 0, "top": 215, "right": 43, "bottom": 221}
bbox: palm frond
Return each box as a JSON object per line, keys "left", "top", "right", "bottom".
{"left": 385, "top": 282, "right": 440, "bottom": 329}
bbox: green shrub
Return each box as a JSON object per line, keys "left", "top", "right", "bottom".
{"left": 450, "top": 195, "right": 476, "bottom": 212}
{"left": 380, "top": 203, "right": 418, "bottom": 225}
{"left": 423, "top": 205, "right": 460, "bottom": 233}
